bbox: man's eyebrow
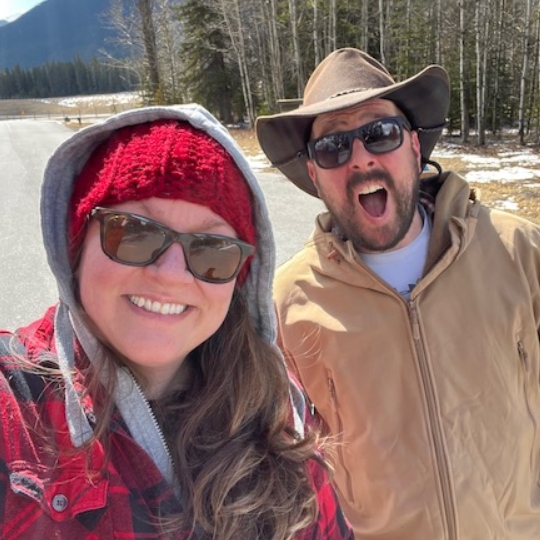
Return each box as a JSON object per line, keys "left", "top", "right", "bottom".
{"left": 314, "top": 109, "right": 396, "bottom": 136}
{"left": 313, "top": 116, "right": 350, "bottom": 136}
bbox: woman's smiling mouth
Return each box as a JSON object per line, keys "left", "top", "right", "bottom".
{"left": 129, "top": 295, "right": 188, "bottom": 315}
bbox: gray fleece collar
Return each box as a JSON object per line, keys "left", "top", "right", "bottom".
{"left": 59, "top": 304, "right": 176, "bottom": 488}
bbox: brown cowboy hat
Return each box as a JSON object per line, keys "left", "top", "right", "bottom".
{"left": 256, "top": 48, "right": 450, "bottom": 197}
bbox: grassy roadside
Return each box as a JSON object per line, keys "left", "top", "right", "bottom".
{"left": 229, "top": 127, "right": 540, "bottom": 226}
{"left": 3, "top": 95, "right": 540, "bottom": 225}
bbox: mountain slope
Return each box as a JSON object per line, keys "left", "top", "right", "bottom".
{"left": 0, "top": 0, "right": 120, "bottom": 69}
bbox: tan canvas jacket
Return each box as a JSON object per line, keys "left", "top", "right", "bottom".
{"left": 274, "top": 172, "right": 540, "bottom": 539}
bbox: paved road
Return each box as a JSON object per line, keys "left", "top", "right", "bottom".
{"left": 0, "top": 120, "right": 323, "bottom": 331}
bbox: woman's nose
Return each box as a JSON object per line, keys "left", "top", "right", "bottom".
{"left": 148, "top": 242, "right": 195, "bottom": 282}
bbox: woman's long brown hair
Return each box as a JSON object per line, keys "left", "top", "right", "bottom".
{"left": 156, "top": 290, "right": 320, "bottom": 539}
{"left": 81, "top": 289, "right": 321, "bottom": 540}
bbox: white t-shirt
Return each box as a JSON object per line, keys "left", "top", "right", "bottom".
{"left": 359, "top": 206, "right": 431, "bottom": 300}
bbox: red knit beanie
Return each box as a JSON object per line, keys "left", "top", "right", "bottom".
{"left": 70, "top": 120, "right": 256, "bottom": 283}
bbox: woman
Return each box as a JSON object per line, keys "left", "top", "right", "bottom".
{"left": 0, "top": 105, "right": 353, "bottom": 539}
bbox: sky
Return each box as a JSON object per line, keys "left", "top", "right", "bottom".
{"left": 0, "top": 0, "right": 43, "bottom": 20}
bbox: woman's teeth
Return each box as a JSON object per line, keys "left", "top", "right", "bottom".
{"left": 129, "top": 295, "right": 187, "bottom": 315}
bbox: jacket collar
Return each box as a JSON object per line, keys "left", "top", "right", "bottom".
{"left": 307, "top": 172, "right": 480, "bottom": 291}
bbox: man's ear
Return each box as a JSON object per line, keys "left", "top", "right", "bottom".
{"left": 411, "top": 130, "right": 423, "bottom": 172}
{"left": 306, "top": 160, "right": 321, "bottom": 197}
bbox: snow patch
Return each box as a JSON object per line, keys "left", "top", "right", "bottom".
{"left": 58, "top": 92, "right": 139, "bottom": 107}
{"left": 466, "top": 167, "right": 540, "bottom": 183}
{"left": 37, "top": 92, "right": 140, "bottom": 109}
{"left": 246, "top": 154, "right": 272, "bottom": 170}
{"left": 492, "top": 197, "right": 520, "bottom": 211}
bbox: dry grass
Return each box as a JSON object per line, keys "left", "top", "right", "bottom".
{"left": 229, "top": 127, "right": 540, "bottom": 226}
{"left": 2, "top": 95, "right": 539, "bottom": 226}
{"left": 435, "top": 147, "right": 540, "bottom": 226}
{"left": 0, "top": 95, "right": 137, "bottom": 119}
{"left": 479, "top": 183, "right": 540, "bottom": 224}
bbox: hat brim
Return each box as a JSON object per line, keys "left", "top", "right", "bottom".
{"left": 256, "top": 65, "right": 450, "bottom": 197}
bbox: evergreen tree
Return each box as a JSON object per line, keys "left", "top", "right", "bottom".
{"left": 0, "top": 57, "right": 136, "bottom": 99}
{"left": 177, "top": 0, "right": 242, "bottom": 123}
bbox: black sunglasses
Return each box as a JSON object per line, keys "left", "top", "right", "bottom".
{"left": 90, "top": 207, "right": 255, "bottom": 284}
{"left": 307, "top": 116, "right": 411, "bottom": 169}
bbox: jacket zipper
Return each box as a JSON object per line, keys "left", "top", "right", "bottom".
{"left": 409, "top": 301, "right": 457, "bottom": 540}
{"left": 328, "top": 374, "right": 356, "bottom": 503}
{"left": 131, "top": 378, "right": 178, "bottom": 491}
{"left": 517, "top": 338, "right": 537, "bottom": 430}
{"left": 517, "top": 339, "right": 530, "bottom": 372}
{"left": 523, "top": 337, "right": 540, "bottom": 490}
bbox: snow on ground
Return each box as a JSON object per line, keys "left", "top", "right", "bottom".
{"left": 249, "top": 137, "right": 540, "bottom": 182}
{"left": 28, "top": 92, "right": 540, "bottom": 185}
{"left": 434, "top": 141, "right": 540, "bottom": 183}
{"left": 37, "top": 92, "right": 140, "bottom": 108}
{"left": 466, "top": 167, "right": 540, "bottom": 183}
{"left": 492, "top": 196, "right": 520, "bottom": 211}
{"left": 251, "top": 149, "right": 540, "bottom": 180}
{"left": 245, "top": 154, "right": 271, "bottom": 170}
{"left": 57, "top": 92, "right": 139, "bottom": 108}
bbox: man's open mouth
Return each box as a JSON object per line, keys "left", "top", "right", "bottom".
{"left": 358, "top": 185, "right": 388, "bottom": 218}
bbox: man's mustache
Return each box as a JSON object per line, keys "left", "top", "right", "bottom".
{"left": 346, "top": 169, "right": 395, "bottom": 198}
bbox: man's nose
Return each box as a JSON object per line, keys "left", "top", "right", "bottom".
{"left": 348, "top": 136, "right": 377, "bottom": 169}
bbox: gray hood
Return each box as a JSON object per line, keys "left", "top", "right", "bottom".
{"left": 42, "top": 104, "right": 277, "bottom": 343}
{"left": 40, "top": 104, "right": 281, "bottom": 486}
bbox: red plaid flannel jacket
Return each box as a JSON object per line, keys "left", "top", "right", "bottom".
{"left": 0, "top": 307, "right": 353, "bottom": 540}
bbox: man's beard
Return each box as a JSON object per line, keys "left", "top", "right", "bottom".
{"left": 319, "top": 167, "right": 421, "bottom": 253}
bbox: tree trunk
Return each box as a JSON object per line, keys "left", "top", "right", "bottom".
{"left": 216, "top": 0, "right": 255, "bottom": 125}
{"left": 435, "top": 0, "right": 442, "bottom": 64}
{"left": 313, "top": 0, "right": 320, "bottom": 66}
{"left": 155, "top": 0, "right": 182, "bottom": 103}
{"left": 475, "top": 0, "right": 485, "bottom": 145}
{"left": 379, "top": 0, "right": 385, "bottom": 63}
{"left": 268, "top": 0, "right": 284, "bottom": 102}
{"left": 288, "top": 0, "right": 303, "bottom": 95}
{"left": 136, "top": 0, "right": 161, "bottom": 102}
{"left": 518, "top": 0, "right": 533, "bottom": 144}
{"left": 330, "top": 0, "right": 337, "bottom": 51}
{"left": 459, "top": 0, "right": 469, "bottom": 142}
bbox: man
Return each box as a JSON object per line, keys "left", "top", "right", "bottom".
{"left": 256, "top": 47, "right": 540, "bottom": 539}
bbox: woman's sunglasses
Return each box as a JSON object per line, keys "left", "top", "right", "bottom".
{"left": 90, "top": 207, "right": 255, "bottom": 284}
{"left": 306, "top": 116, "right": 411, "bottom": 169}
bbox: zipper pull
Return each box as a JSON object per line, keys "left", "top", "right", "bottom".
{"left": 327, "top": 241, "right": 341, "bottom": 263}
{"left": 518, "top": 340, "right": 530, "bottom": 372}
{"left": 409, "top": 301, "right": 420, "bottom": 340}
{"left": 328, "top": 377, "right": 336, "bottom": 400}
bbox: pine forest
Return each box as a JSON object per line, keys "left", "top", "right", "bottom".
{"left": 2, "top": 0, "right": 540, "bottom": 146}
